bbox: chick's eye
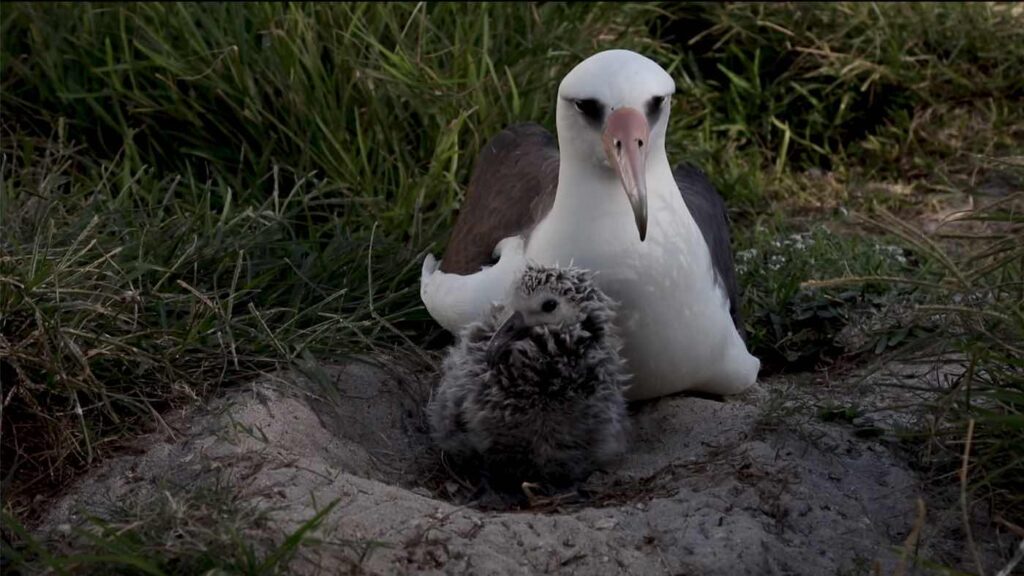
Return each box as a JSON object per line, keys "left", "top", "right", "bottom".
{"left": 573, "top": 99, "right": 604, "bottom": 123}
{"left": 541, "top": 299, "right": 558, "bottom": 313}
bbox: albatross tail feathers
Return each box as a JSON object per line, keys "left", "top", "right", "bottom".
{"left": 420, "top": 236, "right": 527, "bottom": 335}
{"left": 422, "top": 252, "right": 440, "bottom": 277}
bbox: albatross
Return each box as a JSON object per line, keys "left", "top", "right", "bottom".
{"left": 421, "top": 49, "right": 760, "bottom": 400}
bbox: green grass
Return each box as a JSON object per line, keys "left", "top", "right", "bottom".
{"left": 1, "top": 484, "right": 345, "bottom": 575}
{"left": 2, "top": 1, "right": 1023, "bottom": 571}
{"left": 660, "top": 2, "right": 1024, "bottom": 206}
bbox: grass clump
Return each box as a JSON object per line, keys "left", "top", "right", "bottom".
{"left": 868, "top": 197, "right": 1024, "bottom": 521}
{"left": 788, "top": 193, "right": 1024, "bottom": 521}
{"left": 0, "top": 135, "right": 424, "bottom": 518}
{"left": 1, "top": 2, "right": 662, "bottom": 242}
{"left": 658, "top": 2, "right": 1024, "bottom": 209}
{"left": 1, "top": 481, "right": 344, "bottom": 575}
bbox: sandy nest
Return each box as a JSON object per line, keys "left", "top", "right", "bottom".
{"left": 37, "top": 359, "right": 1013, "bottom": 575}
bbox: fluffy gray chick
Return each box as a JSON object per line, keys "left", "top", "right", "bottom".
{"left": 428, "top": 264, "right": 631, "bottom": 494}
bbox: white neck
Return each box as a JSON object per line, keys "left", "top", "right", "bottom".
{"left": 550, "top": 145, "right": 672, "bottom": 222}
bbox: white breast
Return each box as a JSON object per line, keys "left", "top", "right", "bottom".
{"left": 525, "top": 165, "right": 759, "bottom": 399}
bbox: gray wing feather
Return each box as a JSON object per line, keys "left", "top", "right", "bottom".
{"left": 439, "top": 123, "right": 559, "bottom": 275}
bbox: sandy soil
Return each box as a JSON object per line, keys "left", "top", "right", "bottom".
{"left": 37, "top": 359, "right": 1015, "bottom": 575}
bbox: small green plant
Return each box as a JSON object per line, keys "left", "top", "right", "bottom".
{"left": 736, "top": 224, "right": 927, "bottom": 370}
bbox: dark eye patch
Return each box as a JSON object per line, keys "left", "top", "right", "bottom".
{"left": 646, "top": 95, "right": 666, "bottom": 123}
{"left": 542, "top": 299, "right": 559, "bottom": 313}
{"left": 573, "top": 98, "right": 604, "bottom": 124}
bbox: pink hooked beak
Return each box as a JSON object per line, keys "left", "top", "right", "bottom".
{"left": 602, "top": 107, "right": 650, "bottom": 242}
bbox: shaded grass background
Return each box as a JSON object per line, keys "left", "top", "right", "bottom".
{"left": 1, "top": 1, "right": 1022, "bottom": 570}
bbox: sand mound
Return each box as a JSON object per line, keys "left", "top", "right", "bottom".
{"left": 37, "top": 360, "right": 1009, "bottom": 575}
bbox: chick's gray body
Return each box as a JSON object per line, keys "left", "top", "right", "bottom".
{"left": 428, "top": 265, "right": 631, "bottom": 490}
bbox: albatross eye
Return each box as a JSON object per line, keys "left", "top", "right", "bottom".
{"left": 646, "top": 95, "right": 666, "bottom": 121}
{"left": 541, "top": 299, "right": 559, "bottom": 313}
{"left": 573, "top": 99, "right": 604, "bottom": 124}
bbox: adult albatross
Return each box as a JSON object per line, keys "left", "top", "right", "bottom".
{"left": 421, "top": 49, "right": 760, "bottom": 400}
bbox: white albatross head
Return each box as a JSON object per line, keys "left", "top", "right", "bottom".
{"left": 555, "top": 49, "right": 676, "bottom": 242}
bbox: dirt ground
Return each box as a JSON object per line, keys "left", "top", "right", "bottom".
{"left": 36, "top": 359, "right": 1016, "bottom": 575}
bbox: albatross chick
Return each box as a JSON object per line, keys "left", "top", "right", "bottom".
{"left": 428, "top": 264, "right": 630, "bottom": 502}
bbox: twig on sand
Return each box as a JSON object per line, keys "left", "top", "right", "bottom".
{"left": 893, "top": 498, "right": 926, "bottom": 576}
{"left": 961, "top": 418, "right": 985, "bottom": 576}
{"left": 996, "top": 539, "right": 1024, "bottom": 576}
{"left": 994, "top": 516, "right": 1024, "bottom": 540}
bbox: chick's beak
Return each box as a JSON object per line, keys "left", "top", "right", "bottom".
{"left": 602, "top": 107, "right": 650, "bottom": 242}
{"left": 487, "top": 310, "right": 529, "bottom": 360}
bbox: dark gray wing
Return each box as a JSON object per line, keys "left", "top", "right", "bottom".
{"left": 439, "top": 123, "right": 559, "bottom": 275}
{"left": 674, "top": 163, "right": 747, "bottom": 341}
